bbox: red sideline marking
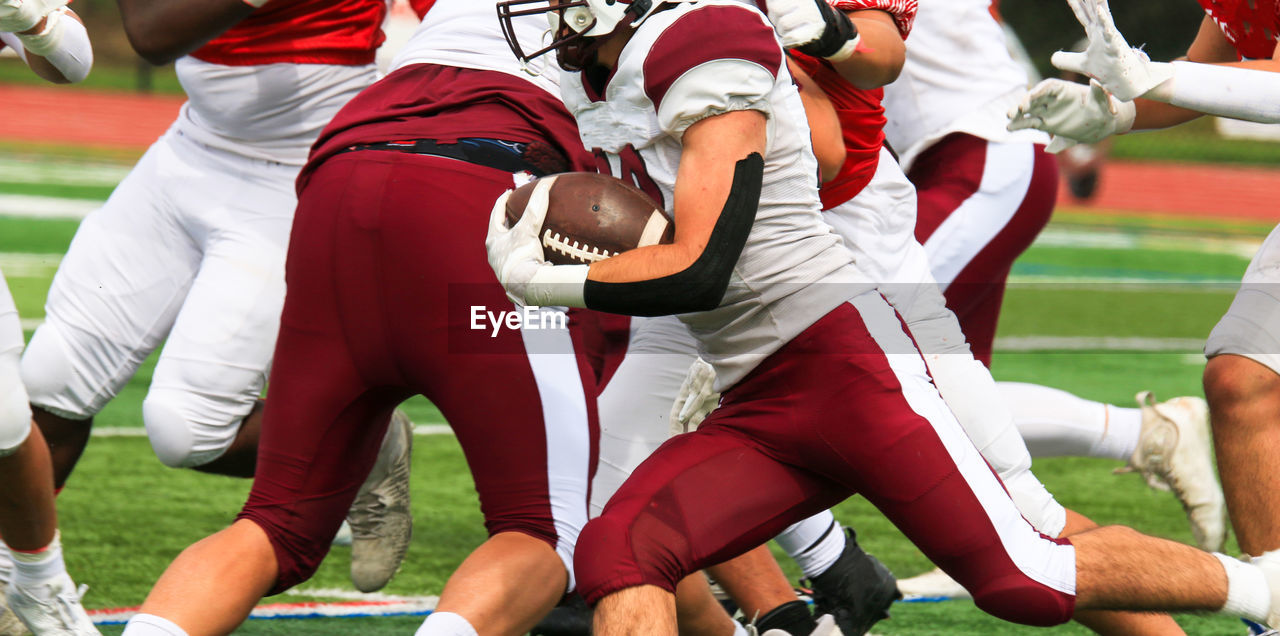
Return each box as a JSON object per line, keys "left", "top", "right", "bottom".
{"left": 1061, "top": 160, "right": 1280, "bottom": 221}
{"left": 0, "top": 84, "right": 182, "bottom": 150}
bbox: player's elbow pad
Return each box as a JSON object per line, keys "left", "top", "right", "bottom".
{"left": 583, "top": 153, "right": 764, "bottom": 317}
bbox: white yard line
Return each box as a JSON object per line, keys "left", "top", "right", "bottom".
{"left": 0, "top": 252, "right": 61, "bottom": 278}
{"left": 0, "top": 194, "right": 100, "bottom": 219}
{"left": 1034, "top": 227, "right": 1262, "bottom": 260}
{"left": 993, "top": 335, "right": 1205, "bottom": 352}
{"left": 90, "top": 424, "right": 453, "bottom": 438}
{"left": 0, "top": 157, "right": 130, "bottom": 186}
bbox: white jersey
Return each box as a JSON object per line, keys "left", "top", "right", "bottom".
{"left": 881, "top": 0, "right": 1046, "bottom": 169}
{"left": 561, "top": 0, "right": 870, "bottom": 390}
{"left": 174, "top": 59, "right": 374, "bottom": 167}
{"left": 389, "top": 0, "right": 562, "bottom": 97}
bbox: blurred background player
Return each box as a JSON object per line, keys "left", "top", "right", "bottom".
{"left": 876, "top": 2, "right": 1224, "bottom": 604}
{"left": 116, "top": 2, "right": 601, "bottom": 635}
{"left": 5, "top": 0, "right": 414, "bottom": 611}
{"left": 1009, "top": 0, "right": 1280, "bottom": 611}
{"left": 0, "top": 0, "right": 94, "bottom": 633}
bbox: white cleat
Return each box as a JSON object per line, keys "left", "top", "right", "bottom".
{"left": 6, "top": 573, "right": 99, "bottom": 635}
{"left": 0, "top": 581, "right": 32, "bottom": 636}
{"left": 348, "top": 409, "right": 413, "bottom": 593}
{"left": 1116, "top": 391, "right": 1227, "bottom": 551}
{"left": 894, "top": 567, "right": 970, "bottom": 600}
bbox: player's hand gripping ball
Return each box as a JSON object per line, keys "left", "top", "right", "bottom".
{"left": 504, "top": 172, "right": 674, "bottom": 266}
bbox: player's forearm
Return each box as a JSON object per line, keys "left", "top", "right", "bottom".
{"left": 1130, "top": 97, "right": 1203, "bottom": 131}
{"left": 827, "top": 11, "right": 903, "bottom": 90}
{"left": 1136, "top": 61, "right": 1280, "bottom": 125}
{"left": 116, "top": 0, "right": 253, "bottom": 65}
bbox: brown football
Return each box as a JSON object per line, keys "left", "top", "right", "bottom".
{"left": 505, "top": 172, "right": 674, "bottom": 266}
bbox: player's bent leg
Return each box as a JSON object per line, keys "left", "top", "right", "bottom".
{"left": 594, "top": 585, "right": 678, "bottom": 636}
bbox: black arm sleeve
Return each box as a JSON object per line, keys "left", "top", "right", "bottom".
{"left": 582, "top": 153, "right": 764, "bottom": 317}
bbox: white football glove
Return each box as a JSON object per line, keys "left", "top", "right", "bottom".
{"left": 668, "top": 357, "right": 720, "bottom": 437}
{"left": 1008, "top": 78, "right": 1135, "bottom": 153}
{"left": 1050, "top": 0, "right": 1173, "bottom": 102}
{"left": 486, "top": 179, "right": 555, "bottom": 307}
{"left": 766, "top": 0, "right": 861, "bottom": 61}
{"left": 0, "top": 0, "right": 66, "bottom": 34}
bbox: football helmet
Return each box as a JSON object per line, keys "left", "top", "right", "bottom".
{"left": 497, "top": 0, "right": 687, "bottom": 71}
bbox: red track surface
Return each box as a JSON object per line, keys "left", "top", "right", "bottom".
{"left": 1061, "top": 161, "right": 1280, "bottom": 222}
{"left": 0, "top": 83, "right": 182, "bottom": 150}
{"left": 4, "top": 82, "right": 1279, "bottom": 223}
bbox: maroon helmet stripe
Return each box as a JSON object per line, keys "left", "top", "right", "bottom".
{"left": 642, "top": 5, "right": 783, "bottom": 112}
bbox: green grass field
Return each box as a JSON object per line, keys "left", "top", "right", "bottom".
{"left": 1, "top": 153, "right": 1273, "bottom": 635}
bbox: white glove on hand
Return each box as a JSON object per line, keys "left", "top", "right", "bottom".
{"left": 766, "top": 0, "right": 860, "bottom": 61}
{"left": 486, "top": 179, "right": 555, "bottom": 306}
{"left": 668, "top": 357, "right": 720, "bottom": 437}
{"left": 0, "top": 0, "right": 66, "bottom": 34}
{"left": 1050, "top": 0, "right": 1173, "bottom": 102}
{"left": 1008, "top": 78, "right": 1136, "bottom": 153}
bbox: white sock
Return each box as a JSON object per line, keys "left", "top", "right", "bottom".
{"left": 0, "top": 542, "right": 11, "bottom": 586}
{"left": 1214, "top": 553, "right": 1271, "bottom": 621}
{"left": 999, "top": 382, "right": 1142, "bottom": 460}
{"left": 9, "top": 531, "right": 65, "bottom": 584}
{"left": 774, "top": 512, "right": 845, "bottom": 578}
{"left": 416, "top": 611, "right": 479, "bottom": 636}
{"left": 731, "top": 620, "right": 749, "bottom": 636}
{"left": 123, "top": 614, "right": 191, "bottom": 636}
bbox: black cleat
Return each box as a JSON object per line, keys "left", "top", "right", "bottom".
{"left": 531, "top": 593, "right": 593, "bottom": 636}
{"left": 805, "top": 529, "right": 900, "bottom": 636}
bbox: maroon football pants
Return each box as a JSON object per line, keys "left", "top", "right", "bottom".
{"left": 239, "top": 152, "right": 598, "bottom": 592}
{"left": 912, "top": 134, "right": 1058, "bottom": 366}
{"left": 574, "top": 293, "right": 1077, "bottom": 627}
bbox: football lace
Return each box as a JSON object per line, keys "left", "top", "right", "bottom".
{"left": 543, "top": 230, "right": 618, "bottom": 263}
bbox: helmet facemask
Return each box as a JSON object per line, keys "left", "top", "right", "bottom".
{"left": 497, "top": 0, "right": 655, "bottom": 72}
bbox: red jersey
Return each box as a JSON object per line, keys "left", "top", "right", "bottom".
{"left": 800, "top": 0, "right": 917, "bottom": 210}
{"left": 1198, "top": 0, "right": 1280, "bottom": 60}
{"left": 192, "top": 0, "right": 387, "bottom": 67}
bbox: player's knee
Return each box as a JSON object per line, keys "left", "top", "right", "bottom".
{"left": 142, "top": 393, "right": 207, "bottom": 468}
{"left": 1204, "top": 355, "right": 1280, "bottom": 416}
{"left": 236, "top": 511, "right": 329, "bottom": 593}
{"left": 969, "top": 576, "right": 1074, "bottom": 627}
{"left": 574, "top": 514, "right": 685, "bottom": 606}
{"left": 0, "top": 374, "right": 32, "bottom": 457}
{"left": 20, "top": 323, "right": 90, "bottom": 419}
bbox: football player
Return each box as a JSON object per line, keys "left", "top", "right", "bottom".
{"left": 490, "top": 0, "right": 1280, "bottom": 633}
{"left": 118, "top": 2, "right": 601, "bottom": 635}
{"left": 0, "top": 1, "right": 94, "bottom": 632}
{"left": 1009, "top": 0, "right": 1280, "bottom": 609}
{"left": 7, "top": 0, "right": 413, "bottom": 611}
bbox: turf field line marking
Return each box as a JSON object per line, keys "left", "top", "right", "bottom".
{"left": 0, "top": 157, "right": 129, "bottom": 186}
{"left": 1006, "top": 275, "right": 1240, "bottom": 288}
{"left": 0, "top": 195, "right": 99, "bottom": 219}
{"left": 1034, "top": 227, "right": 1262, "bottom": 259}
{"left": 88, "top": 596, "right": 440, "bottom": 625}
{"left": 19, "top": 318, "right": 42, "bottom": 331}
{"left": 995, "top": 336, "right": 1205, "bottom": 352}
{"left": 90, "top": 424, "right": 454, "bottom": 437}
{"left": 0, "top": 251, "right": 61, "bottom": 277}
